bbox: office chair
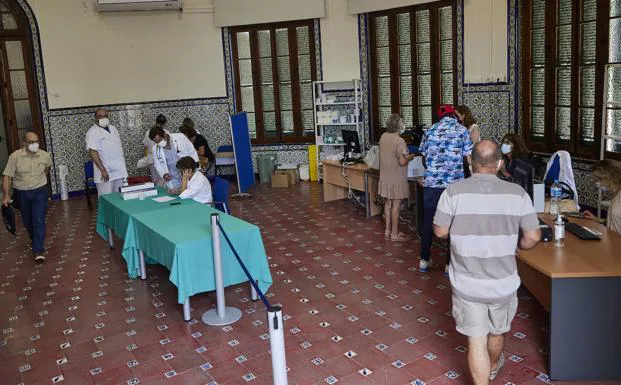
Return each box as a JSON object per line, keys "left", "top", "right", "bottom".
{"left": 543, "top": 150, "right": 579, "bottom": 203}
{"left": 84, "top": 161, "right": 97, "bottom": 209}
{"left": 206, "top": 177, "right": 230, "bottom": 214}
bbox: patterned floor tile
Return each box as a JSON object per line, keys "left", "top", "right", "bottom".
{"left": 0, "top": 182, "right": 596, "bottom": 385}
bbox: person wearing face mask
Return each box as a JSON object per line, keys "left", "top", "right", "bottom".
{"left": 142, "top": 114, "right": 168, "bottom": 185}
{"left": 499, "top": 133, "right": 530, "bottom": 179}
{"left": 149, "top": 126, "right": 198, "bottom": 190}
{"left": 582, "top": 159, "right": 621, "bottom": 233}
{"left": 2, "top": 132, "right": 52, "bottom": 262}
{"left": 418, "top": 104, "right": 474, "bottom": 274}
{"left": 378, "top": 114, "right": 415, "bottom": 241}
{"left": 86, "top": 108, "right": 128, "bottom": 196}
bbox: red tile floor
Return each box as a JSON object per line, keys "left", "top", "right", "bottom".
{"left": 0, "top": 182, "right": 609, "bottom": 385}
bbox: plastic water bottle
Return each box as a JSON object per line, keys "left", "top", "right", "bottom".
{"left": 550, "top": 180, "right": 562, "bottom": 215}
{"left": 554, "top": 214, "right": 565, "bottom": 247}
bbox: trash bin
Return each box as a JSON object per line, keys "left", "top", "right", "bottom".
{"left": 257, "top": 155, "right": 277, "bottom": 183}
{"left": 298, "top": 164, "right": 310, "bottom": 181}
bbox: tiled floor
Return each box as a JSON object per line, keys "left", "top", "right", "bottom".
{"left": 0, "top": 182, "right": 607, "bottom": 385}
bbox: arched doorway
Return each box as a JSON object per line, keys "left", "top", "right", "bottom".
{"left": 0, "top": 0, "right": 43, "bottom": 172}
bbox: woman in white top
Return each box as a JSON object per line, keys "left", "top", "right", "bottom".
{"left": 455, "top": 105, "right": 481, "bottom": 144}
{"left": 170, "top": 156, "right": 213, "bottom": 204}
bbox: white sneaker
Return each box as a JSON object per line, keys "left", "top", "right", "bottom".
{"left": 489, "top": 353, "right": 505, "bottom": 380}
{"left": 444, "top": 264, "right": 449, "bottom": 277}
{"left": 419, "top": 259, "right": 433, "bottom": 272}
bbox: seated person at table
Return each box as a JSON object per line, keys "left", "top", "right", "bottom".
{"left": 169, "top": 156, "right": 213, "bottom": 204}
{"left": 583, "top": 159, "right": 621, "bottom": 234}
{"left": 499, "top": 133, "right": 530, "bottom": 179}
{"left": 179, "top": 120, "right": 215, "bottom": 171}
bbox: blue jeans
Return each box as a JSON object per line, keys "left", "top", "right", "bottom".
{"left": 15, "top": 186, "right": 48, "bottom": 254}
{"left": 420, "top": 187, "right": 445, "bottom": 262}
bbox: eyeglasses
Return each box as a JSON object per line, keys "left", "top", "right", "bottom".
{"left": 25, "top": 140, "right": 39, "bottom": 145}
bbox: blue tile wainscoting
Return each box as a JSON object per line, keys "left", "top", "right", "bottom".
{"left": 15, "top": 0, "right": 599, "bottom": 207}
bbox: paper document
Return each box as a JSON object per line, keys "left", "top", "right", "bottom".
{"left": 152, "top": 196, "right": 176, "bottom": 203}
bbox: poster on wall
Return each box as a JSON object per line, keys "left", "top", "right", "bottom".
{"left": 229, "top": 112, "right": 254, "bottom": 196}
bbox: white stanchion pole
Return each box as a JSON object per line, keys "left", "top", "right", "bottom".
{"left": 250, "top": 279, "right": 258, "bottom": 301}
{"left": 268, "top": 306, "right": 288, "bottom": 385}
{"left": 107, "top": 228, "right": 114, "bottom": 249}
{"left": 183, "top": 299, "right": 191, "bottom": 321}
{"left": 139, "top": 250, "right": 147, "bottom": 280}
{"left": 202, "top": 213, "right": 242, "bottom": 326}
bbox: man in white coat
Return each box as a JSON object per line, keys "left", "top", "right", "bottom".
{"left": 148, "top": 125, "right": 198, "bottom": 190}
{"left": 86, "top": 108, "right": 128, "bottom": 196}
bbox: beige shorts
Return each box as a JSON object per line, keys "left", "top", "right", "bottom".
{"left": 452, "top": 294, "right": 518, "bottom": 337}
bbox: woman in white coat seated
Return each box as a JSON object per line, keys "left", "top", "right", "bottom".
{"left": 169, "top": 156, "right": 213, "bottom": 204}
{"left": 149, "top": 126, "right": 198, "bottom": 189}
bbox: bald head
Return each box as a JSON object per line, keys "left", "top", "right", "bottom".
{"left": 24, "top": 131, "right": 39, "bottom": 143}
{"left": 471, "top": 140, "right": 502, "bottom": 174}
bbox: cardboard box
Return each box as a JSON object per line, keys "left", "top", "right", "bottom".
{"left": 285, "top": 169, "right": 298, "bottom": 185}
{"left": 271, "top": 171, "right": 290, "bottom": 188}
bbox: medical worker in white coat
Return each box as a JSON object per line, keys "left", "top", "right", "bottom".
{"left": 86, "top": 108, "right": 128, "bottom": 196}
{"left": 143, "top": 114, "right": 167, "bottom": 185}
{"left": 149, "top": 125, "right": 198, "bottom": 190}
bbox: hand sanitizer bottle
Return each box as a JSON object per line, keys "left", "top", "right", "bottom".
{"left": 554, "top": 214, "right": 565, "bottom": 247}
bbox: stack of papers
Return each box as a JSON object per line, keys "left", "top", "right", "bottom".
{"left": 152, "top": 196, "right": 176, "bottom": 203}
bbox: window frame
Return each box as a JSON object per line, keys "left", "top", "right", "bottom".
{"left": 230, "top": 19, "right": 317, "bottom": 145}
{"left": 368, "top": 0, "right": 458, "bottom": 143}
{"left": 521, "top": 0, "right": 620, "bottom": 160}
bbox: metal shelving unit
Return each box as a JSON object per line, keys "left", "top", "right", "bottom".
{"left": 597, "top": 63, "right": 621, "bottom": 217}
{"left": 312, "top": 79, "right": 363, "bottom": 181}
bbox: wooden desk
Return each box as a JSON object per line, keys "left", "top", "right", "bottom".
{"left": 322, "top": 159, "right": 382, "bottom": 218}
{"left": 517, "top": 215, "right": 621, "bottom": 380}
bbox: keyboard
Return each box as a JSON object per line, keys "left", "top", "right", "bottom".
{"left": 565, "top": 222, "right": 601, "bottom": 240}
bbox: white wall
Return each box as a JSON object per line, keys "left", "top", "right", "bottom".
{"left": 320, "top": 0, "right": 360, "bottom": 81}
{"left": 26, "top": 0, "right": 226, "bottom": 109}
{"left": 463, "top": 0, "right": 508, "bottom": 83}
{"left": 213, "top": 0, "right": 325, "bottom": 27}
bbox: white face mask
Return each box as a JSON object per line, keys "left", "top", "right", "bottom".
{"left": 501, "top": 143, "right": 513, "bottom": 154}
{"left": 27, "top": 143, "right": 39, "bottom": 153}
{"left": 98, "top": 118, "right": 110, "bottom": 128}
{"left": 157, "top": 139, "right": 167, "bottom": 148}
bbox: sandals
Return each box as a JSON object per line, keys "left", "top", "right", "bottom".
{"left": 390, "top": 232, "right": 410, "bottom": 242}
{"left": 384, "top": 231, "right": 391, "bottom": 240}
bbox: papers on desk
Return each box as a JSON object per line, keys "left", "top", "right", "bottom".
{"left": 408, "top": 157, "right": 424, "bottom": 178}
{"left": 152, "top": 196, "right": 177, "bottom": 203}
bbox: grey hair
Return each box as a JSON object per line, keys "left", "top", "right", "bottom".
{"left": 386, "top": 113, "right": 405, "bottom": 133}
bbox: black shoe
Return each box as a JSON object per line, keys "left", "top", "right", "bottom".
{"left": 34, "top": 254, "right": 46, "bottom": 263}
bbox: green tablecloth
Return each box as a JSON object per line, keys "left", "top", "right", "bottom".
{"left": 96, "top": 187, "right": 200, "bottom": 242}
{"left": 123, "top": 203, "right": 272, "bottom": 304}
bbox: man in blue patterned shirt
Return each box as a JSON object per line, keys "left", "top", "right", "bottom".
{"left": 419, "top": 105, "right": 474, "bottom": 273}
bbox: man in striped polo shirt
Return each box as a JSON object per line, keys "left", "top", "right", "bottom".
{"left": 433, "top": 140, "right": 541, "bottom": 385}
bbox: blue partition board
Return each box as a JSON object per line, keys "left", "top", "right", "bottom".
{"left": 229, "top": 112, "right": 255, "bottom": 194}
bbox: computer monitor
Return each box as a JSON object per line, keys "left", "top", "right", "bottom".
{"left": 512, "top": 158, "right": 535, "bottom": 203}
{"left": 342, "top": 129, "right": 361, "bottom": 156}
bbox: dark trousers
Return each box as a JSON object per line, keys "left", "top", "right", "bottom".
{"left": 420, "top": 187, "right": 445, "bottom": 262}
{"left": 15, "top": 186, "right": 48, "bottom": 254}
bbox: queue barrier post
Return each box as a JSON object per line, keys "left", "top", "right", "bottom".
{"left": 201, "top": 213, "right": 242, "bottom": 326}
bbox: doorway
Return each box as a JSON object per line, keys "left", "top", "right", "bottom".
{"left": 0, "top": 0, "right": 43, "bottom": 172}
